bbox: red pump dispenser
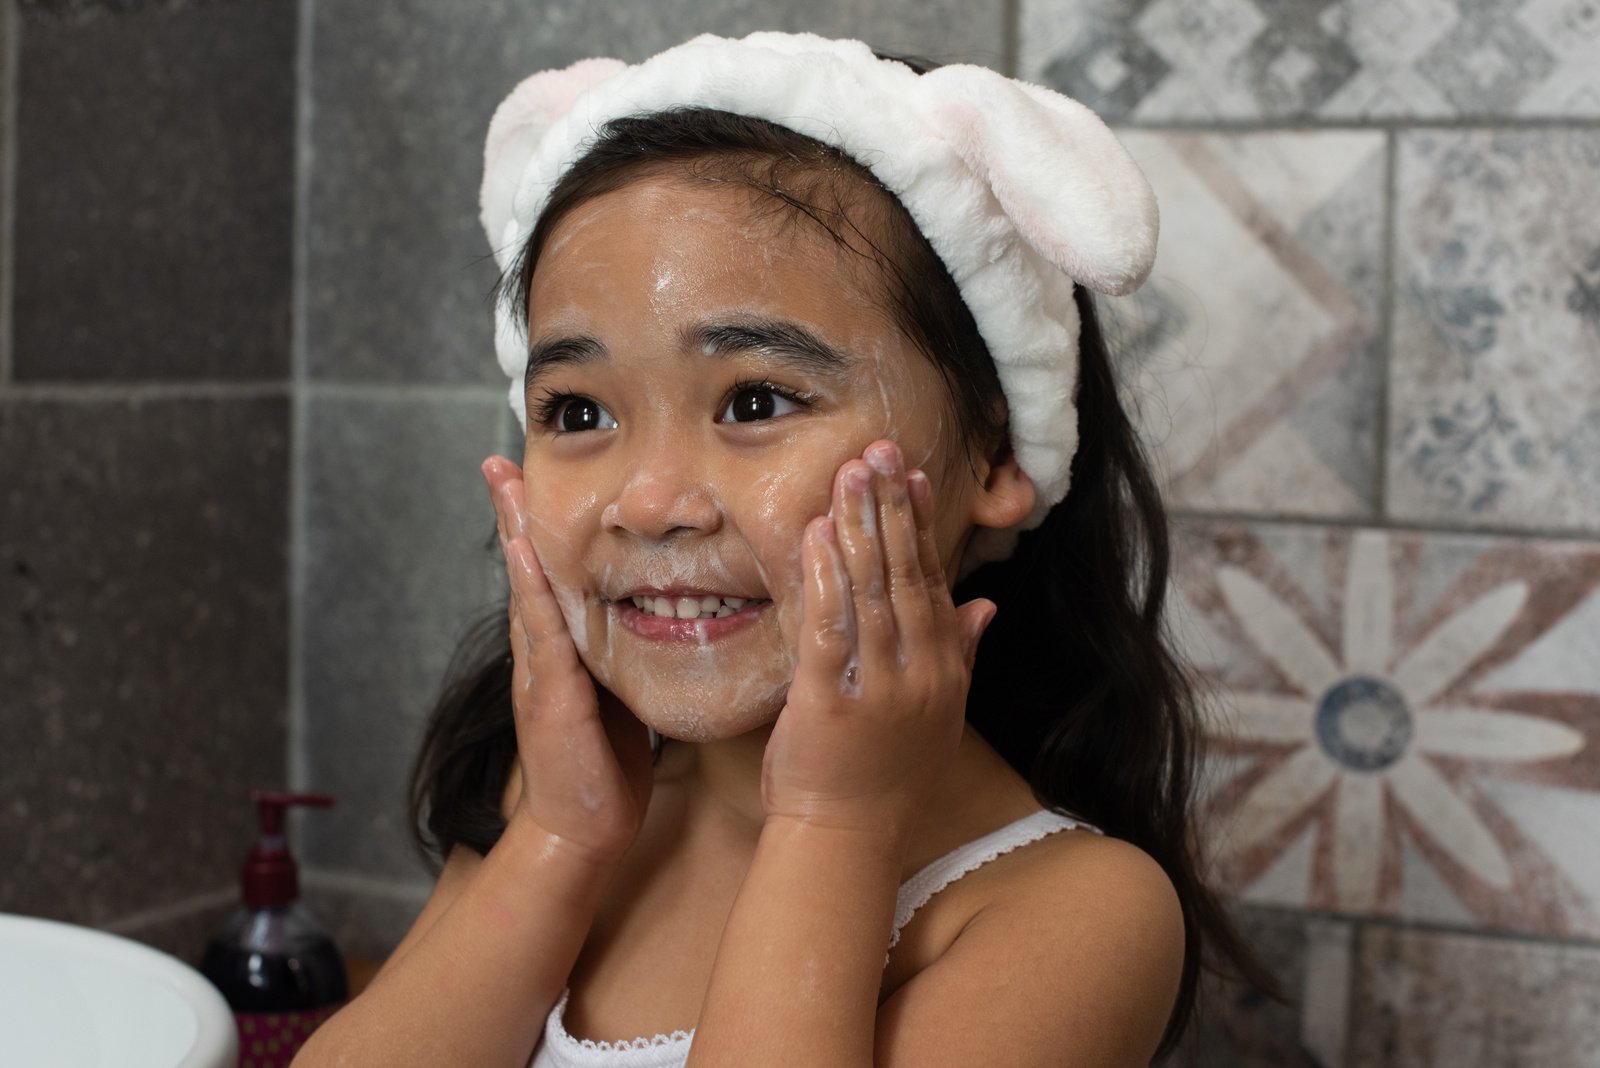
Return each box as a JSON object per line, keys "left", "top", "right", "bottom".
{"left": 200, "top": 789, "right": 348, "bottom": 1066}
{"left": 241, "top": 791, "right": 332, "bottom": 909}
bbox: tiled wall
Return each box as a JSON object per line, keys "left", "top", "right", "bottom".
{"left": 3, "top": 0, "right": 1596, "bottom": 1063}
{"left": 1020, "top": 1, "right": 1600, "bottom": 1063}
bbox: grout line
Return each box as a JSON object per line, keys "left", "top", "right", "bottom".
{"left": 1231, "top": 899, "right": 1600, "bottom": 954}
{"left": 308, "top": 379, "right": 507, "bottom": 401}
{"left": 99, "top": 887, "right": 238, "bottom": 936}
{"left": 1, "top": 380, "right": 290, "bottom": 400}
{"left": 1374, "top": 128, "right": 1399, "bottom": 521}
{"left": 1170, "top": 507, "right": 1600, "bottom": 546}
{"left": 1, "top": 0, "right": 22, "bottom": 388}
{"left": 301, "top": 868, "right": 432, "bottom": 903}
{"left": 1108, "top": 115, "right": 1600, "bottom": 133}
{"left": 288, "top": 0, "right": 314, "bottom": 800}
{"left": 1000, "top": 0, "right": 1020, "bottom": 78}
{"left": 1341, "top": 919, "right": 1364, "bottom": 1068}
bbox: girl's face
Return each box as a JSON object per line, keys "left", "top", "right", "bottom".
{"left": 520, "top": 174, "right": 994, "bottom": 741}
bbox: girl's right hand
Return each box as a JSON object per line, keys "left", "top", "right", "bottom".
{"left": 482, "top": 456, "right": 655, "bottom": 867}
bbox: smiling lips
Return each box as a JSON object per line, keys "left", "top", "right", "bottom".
{"left": 614, "top": 590, "right": 771, "bottom": 639}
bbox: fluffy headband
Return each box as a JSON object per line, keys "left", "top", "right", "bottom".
{"left": 480, "top": 31, "right": 1158, "bottom": 566}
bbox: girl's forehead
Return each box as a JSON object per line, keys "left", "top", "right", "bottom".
{"left": 537, "top": 174, "right": 887, "bottom": 287}
{"left": 529, "top": 174, "right": 903, "bottom": 342}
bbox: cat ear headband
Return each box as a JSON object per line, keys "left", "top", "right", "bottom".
{"left": 479, "top": 31, "right": 1158, "bottom": 568}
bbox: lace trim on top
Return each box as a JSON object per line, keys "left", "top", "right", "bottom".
{"left": 537, "top": 808, "right": 1100, "bottom": 1062}
{"left": 541, "top": 987, "right": 694, "bottom": 1067}
{"left": 884, "top": 808, "right": 1100, "bottom": 964}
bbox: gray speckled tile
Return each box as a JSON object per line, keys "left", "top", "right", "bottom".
{"left": 1173, "top": 519, "right": 1600, "bottom": 937}
{"left": 12, "top": 2, "right": 295, "bottom": 380}
{"left": 297, "top": 390, "right": 510, "bottom": 879}
{"left": 1157, "top": 904, "right": 1350, "bottom": 1068}
{"left": 1388, "top": 129, "right": 1600, "bottom": 534}
{"left": 0, "top": 397, "right": 290, "bottom": 923}
{"left": 1351, "top": 926, "right": 1600, "bottom": 1066}
{"left": 1022, "top": 0, "right": 1600, "bottom": 121}
{"left": 1105, "top": 131, "right": 1384, "bottom": 519}
{"left": 306, "top": 0, "right": 1004, "bottom": 384}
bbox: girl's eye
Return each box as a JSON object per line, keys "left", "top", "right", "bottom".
{"left": 542, "top": 396, "right": 616, "bottom": 433}
{"left": 717, "top": 385, "right": 805, "bottom": 424}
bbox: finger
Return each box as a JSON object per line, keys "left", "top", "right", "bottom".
{"left": 504, "top": 534, "right": 588, "bottom": 711}
{"left": 955, "top": 598, "right": 997, "bottom": 671}
{"left": 799, "top": 515, "right": 858, "bottom": 695}
{"left": 832, "top": 459, "right": 896, "bottom": 663}
{"left": 864, "top": 441, "right": 934, "bottom": 646}
{"left": 482, "top": 457, "right": 530, "bottom": 542}
{"left": 906, "top": 468, "right": 949, "bottom": 593}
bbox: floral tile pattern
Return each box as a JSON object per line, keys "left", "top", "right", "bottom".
{"left": 1021, "top": 0, "right": 1600, "bottom": 121}
{"left": 1174, "top": 520, "right": 1600, "bottom": 937}
{"left": 1105, "top": 131, "right": 1384, "bottom": 519}
{"left": 1388, "top": 128, "right": 1600, "bottom": 534}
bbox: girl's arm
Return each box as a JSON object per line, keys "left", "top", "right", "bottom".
{"left": 297, "top": 458, "right": 656, "bottom": 1066}
{"left": 688, "top": 442, "right": 1183, "bottom": 1066}
{"left": 293, "top": 812, "right": 618, "bottom": 1067}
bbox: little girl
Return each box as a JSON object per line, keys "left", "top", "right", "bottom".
{"left": 298, "top": 32, "right": 1272, "bottom": 1067}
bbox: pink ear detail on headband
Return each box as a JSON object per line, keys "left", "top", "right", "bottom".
{"left": 480, "top": 57, "right": 628, "bottom": 266}
{"left": 919, "top": 67, "right": 1158, "bottom": 298}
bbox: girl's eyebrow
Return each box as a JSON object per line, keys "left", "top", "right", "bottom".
{"left": 525, "top": 334, "right": 606, "bottom": 394}
{"left": 685, "top": 316, "right": 852, "bottom": 378}
{"left": 525, "top": 315, "right": 853, "bottom": 394}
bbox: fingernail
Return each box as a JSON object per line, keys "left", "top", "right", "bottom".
{"left": 907, "top": 469, "right": 930, "bottom": 503}
{"left": 865, "top": 441, "right": 901, "bottom": 477}
{"left": 816, "top": 515, "right": 836, "bottom": 543}
{"left": 844, "top": 465, "right": 872, "bottom": 494}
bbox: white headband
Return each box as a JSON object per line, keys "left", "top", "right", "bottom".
{"left": 480, "top": 32, "right": 1158, "bottom": 567}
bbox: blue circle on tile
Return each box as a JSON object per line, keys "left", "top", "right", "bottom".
{"left": 1315, "top": 675, "right": 1412, "bottom": 772}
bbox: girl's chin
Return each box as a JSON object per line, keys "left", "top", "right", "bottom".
{"left": 612, "top": 683, "right": 789, "bottom": 744}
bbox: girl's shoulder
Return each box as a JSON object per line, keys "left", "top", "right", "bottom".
{"left": 880, "top": 818, "right": 1185, "bottom": 1064}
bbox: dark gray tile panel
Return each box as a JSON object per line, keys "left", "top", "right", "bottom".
{"left": 298, "top": 390, "right": 510, "bottom": 878}
{"left": 12, "top": 1, "right": 295, "bottom": 380}
{"left": 0, "top": 395, "right": 290, "bottom": 923}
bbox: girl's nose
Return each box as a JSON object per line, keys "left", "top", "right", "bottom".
{"left": 601, "top": 467, "right": 723, "bottom": 541}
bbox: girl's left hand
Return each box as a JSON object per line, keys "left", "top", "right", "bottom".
{"left": 761, "top": 439, "right": 996, "bottom": 842}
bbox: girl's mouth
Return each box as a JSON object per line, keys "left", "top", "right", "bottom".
{"left": 613, "top": 591, "right": 772, "bottom": 640}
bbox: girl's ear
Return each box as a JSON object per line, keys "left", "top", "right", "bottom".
{"left": 970, "top": 443, "right": 1036, "bottom": 530}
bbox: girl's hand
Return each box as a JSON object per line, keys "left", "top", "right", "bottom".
{"left": 760, "top": 440, "right": 996, "bottom": 841}
{"left": 482, "top": 457, "right": 655, "bottom": 866}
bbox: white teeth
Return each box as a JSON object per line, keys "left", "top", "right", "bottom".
{"left": 628, "top": 594, "right": 763, "bottom": 618}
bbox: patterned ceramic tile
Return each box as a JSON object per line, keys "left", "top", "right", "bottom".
{"left": 306, "top": 0, "right": 1002, "bottom": 384}
{"left": 1351, "top": 925, "right": 1600, "bottom": 1066}
{"left": 1158, "top": 905, "right": 1353, "bottom": 1068}
{"left": 12, "top": 1, "right": 295, "bottom": 380}
{"left": 1021, "top": 0, "right": 1600, "bottom": 120}
{"left": 1388, "top": 129, "right": 1600, "bottom": 534}
{"left": 1104, "top": 131, "right": 1384, "bottom": 519}
{"left": 297, "top": 390, "right": 511, "bottom": 880}
{"left": 0, "top": 397, "right": 289, "bottom": 923}
{"left": 1173, "top": 521, "right": 1600, "bottom": 937}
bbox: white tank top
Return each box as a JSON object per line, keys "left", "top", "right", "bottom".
{"left": 528, "top": 808, "right": 1100, "bottom": 1068}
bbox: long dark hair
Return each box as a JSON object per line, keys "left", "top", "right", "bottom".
{"left": 410, "top": 85, "right": 1280, "bottom": 1058}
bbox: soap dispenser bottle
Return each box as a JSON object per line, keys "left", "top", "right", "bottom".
{"left": 200, "top": 790, "right": 349, "bottom": 1066}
